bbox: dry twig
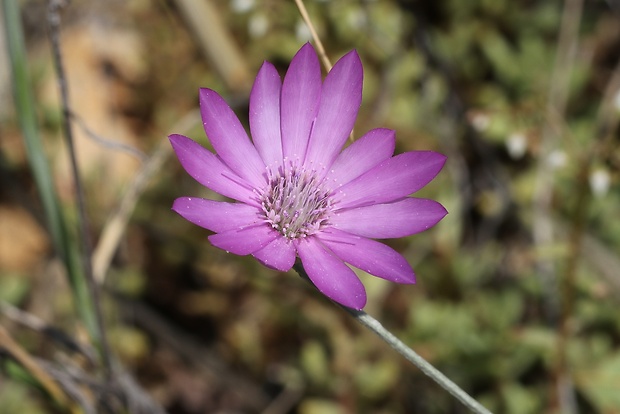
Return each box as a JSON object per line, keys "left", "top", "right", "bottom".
{"left": 0, "top": 325, "right": 77, "bottom": 412}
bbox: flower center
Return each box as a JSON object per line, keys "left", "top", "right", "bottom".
{"left": 259, "top": 163, "right": 332, "bottom": 239}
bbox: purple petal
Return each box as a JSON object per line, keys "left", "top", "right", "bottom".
{"left": 281, "top": 43, "right": 322, "bottom": 163}
{"left": 250, "top": 62, "right": 283, "bottom": 169}
{"left": 325, "top": 128, "right": 395, "bottom": 190}
{"left": 333, "top": 151, "right": 447, "bottom": 209}
{"left": 208, "top": 225, "right": 279, "bottom": 255}
{"left": 252, "top": 236, "right": 296, "bottom": 271}
{"left": 304, "top": 50, "right": 363, "bottom": 174}
{"left": 199, "top": 88, "right": 267, "bottom": 189}
{"left": 331, "top": 198, "right": 448, "bottom": 239}
{"left": 295, "top": 237, "right": 366, "bottom": 309}
{"left": 169, "top": 134, "right": 257, "bottom": 205}
{"left": 172, "top": 197, "right": 262, "bottom": 233}
{"left": 317, "top": 229, "right": 415, "bottom": 284}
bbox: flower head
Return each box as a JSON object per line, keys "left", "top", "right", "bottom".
{"left": 170, "top": 43, "right": 447, "bottom": 310}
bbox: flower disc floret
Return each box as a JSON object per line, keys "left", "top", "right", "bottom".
{"left": 259, "top": 163, "right": 332, "bottom": 239}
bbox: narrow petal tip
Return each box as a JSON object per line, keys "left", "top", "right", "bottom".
{"left": 296, "top": 238, "right": 367, "bottom": 309}
{"left": 343, "top": 294, "right": 367, "bottom": 311}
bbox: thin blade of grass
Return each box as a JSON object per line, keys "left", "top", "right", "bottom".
{"left": 1, "top": 0, "right": 98, "bottom": 341}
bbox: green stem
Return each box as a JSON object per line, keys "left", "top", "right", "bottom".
{"left": 293, "top": 262, "right": 493, "bottom": 414}
{"left": 2, "top": 0, "right": 98, "bottom": 342}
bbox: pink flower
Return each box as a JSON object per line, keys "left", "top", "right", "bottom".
{"left": 170, "top": 43, "right": 447, "bottom": 309}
